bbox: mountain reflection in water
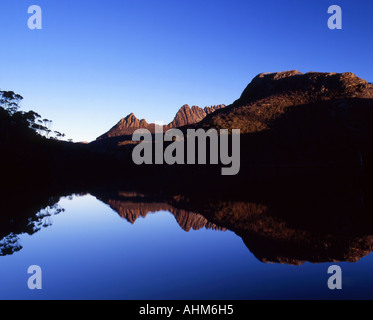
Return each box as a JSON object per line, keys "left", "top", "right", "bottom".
{"left": 1, "top": 186, "right": 373, "bottom": 266}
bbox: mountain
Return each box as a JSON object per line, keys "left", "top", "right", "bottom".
{"left": 98, "top": 113, "right": 154, "bottom": 138}
{"left": 89, "top": 70, "right": 373, "bottom": 188}
{"left": 97, "top": 104, "right": 225, "bottom": 140}
{"left": 168, "top": 104, "right": 225, "bottom": 129}
{"left": 195, "top": 71, "right": 373, "bottom": 133}
{"left": 182, "top": 70, "right": 373, "bottom": 175}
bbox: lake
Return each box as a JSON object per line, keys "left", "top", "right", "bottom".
{"left": 0, "top": 192, "right": 372, "bottom": 300}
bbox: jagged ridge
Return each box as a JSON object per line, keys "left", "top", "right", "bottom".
{"left": 97, "top": 104, "right": 225, "bottom": 140}
{"left": 196, "top": 71, "right": 373, "bottom": 133}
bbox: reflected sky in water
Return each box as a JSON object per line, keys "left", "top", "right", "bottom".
{"left": 0, "top": 195, "right": 372, "bottom": 300}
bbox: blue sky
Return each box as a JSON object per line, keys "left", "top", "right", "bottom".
{"left": 1, "top": 0, "right": 372, "bottom": 142}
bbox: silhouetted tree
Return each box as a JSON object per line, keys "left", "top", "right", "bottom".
{"left": 0, "top": 90, "right": 65, "bottom": 140}
{"left": 0, "top": 91, "right": 23, "bottom": 115}
{"left": 53, "top": 131, "right": 65, "bottom": 140}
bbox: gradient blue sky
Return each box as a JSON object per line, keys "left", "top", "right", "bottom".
{"left": 1, "top": 0, "right": 372, "bottom": 142}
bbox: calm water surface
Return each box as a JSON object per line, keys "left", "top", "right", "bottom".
{"left": 0, "top": 194, "right": 372, "bottom": 300}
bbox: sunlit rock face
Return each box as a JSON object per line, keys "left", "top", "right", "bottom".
{"left": 195, "top": 71, "right": 373, "bottom": 134}
{"left": 97, "top": 104, "right": 225, "bottom": 139}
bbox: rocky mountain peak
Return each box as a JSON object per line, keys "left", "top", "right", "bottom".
{"left": 97, "top": 104, "right": 226, "bottom": 140}
{"left": 236, "top": 71, "right": 373, "bottom": 106}
{"left": 194, "top": 71, "right": 373, "bottom": 135}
